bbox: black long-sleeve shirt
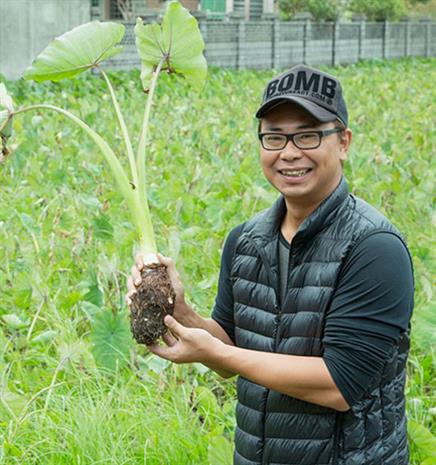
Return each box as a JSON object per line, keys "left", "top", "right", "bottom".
{"left": 211, "top": 224, "right": 414, "bottom": 406}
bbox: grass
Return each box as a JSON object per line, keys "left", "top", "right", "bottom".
{"left": 0, "top": 57, "right": 435, "bottom": 464}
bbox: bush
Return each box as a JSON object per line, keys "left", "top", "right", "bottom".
{"left": 279, "top": 0, "right": 344, "bottom": 21}
{"left": 349, "top": 0, "right": 408, "bottom": 20}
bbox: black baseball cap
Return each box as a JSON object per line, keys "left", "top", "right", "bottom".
{"left": 256, "top": 64, "right": 348, "bottom": 127}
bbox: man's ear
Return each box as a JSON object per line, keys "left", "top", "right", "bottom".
{"left": 340, "top": 128, "right": 352, "bottom": 161}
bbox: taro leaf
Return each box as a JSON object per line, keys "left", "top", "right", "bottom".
{"left": 408, "top": 420, "right": 436, "bottom": 462}
{"left": 91, "top": 309, "right": 132, "bottom": 372}
{"left": 23, "top": 22, "right": 125, "bottom": 82}
{"left": 135, "top": 1, "right": 207, "bottom": 91}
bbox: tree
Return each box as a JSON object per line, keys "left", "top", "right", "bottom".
{"left": 279, "top": 0, "right": 348, "bottom": 21}
{"left": 348, "top": 0, "right": 408, "bottom": 20}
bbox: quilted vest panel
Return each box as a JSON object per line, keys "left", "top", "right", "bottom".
{"left": 230, "top": 178, "right": 411, "bottom": 465}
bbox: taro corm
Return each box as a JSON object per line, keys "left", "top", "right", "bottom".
{"left": 0, "top": 1, "right": 207, "bottom": 345}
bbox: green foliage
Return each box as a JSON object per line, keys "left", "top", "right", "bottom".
{"left": 0, "top": 58, "right": 434, "bottom": 464}
{"left": 90, "top": 309, "right": 132, "bottom": 372}
{"left": 23, "top": 22, "right": 125, "bottom": 82}
{"left": 408, "top": 420, "right": 436, "bottom": 464}
{"left": 278, "top": 0, "right": 420, "bottom": 20}
{"left": 349, "top": 0, "right": 408, "bottom": 20}
{"left": 279, "top": 0, "right": 343, "bottom": 21}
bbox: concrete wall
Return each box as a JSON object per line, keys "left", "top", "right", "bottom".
{"left": 0, "top": 0, "right": 90, "bottom": 80}
{"left": 104, "top": 19, "right": 435, "bottom": 71}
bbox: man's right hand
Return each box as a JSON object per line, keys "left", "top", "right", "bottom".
{"left": 125, "top": 252, "right": 192, "bottom": 325}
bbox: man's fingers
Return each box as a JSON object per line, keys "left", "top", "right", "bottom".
{"left": 163, "top": 315, "right": 185, "bottom": 337}
{"left": 127, "top": 276, "right": 136, "bottom": 294}
{"left": 156, "top": 253, "right": 171, "bottom": 267}
{"left": 135, "top": 252, "right": 144, "bottom": 271}
{"left": 162, "top": 331, "right": 177, "bottom": 347}
{"left": 131, "top": 265, "right": 142, "bottom": 286}
{"left": 157, "top": 254, "right": 181, "bottom": 285}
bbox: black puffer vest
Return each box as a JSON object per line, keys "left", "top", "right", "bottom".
{"left": 231, "top": 177, "right": 411, "bottom": 465}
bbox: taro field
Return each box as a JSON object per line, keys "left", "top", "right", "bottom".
{"left": 0, "top": 58, "right": 435, "bottom": 464}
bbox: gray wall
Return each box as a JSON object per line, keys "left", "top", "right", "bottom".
{"left": 105, "top": 19, "right": 436, "bottom": 71}
{"left": 0, "top": 0, "right": 90, "bottom": 80}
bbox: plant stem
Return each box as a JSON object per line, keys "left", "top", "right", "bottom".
{"left": 12, "top": 105, "right": 154, "bottom": 253}
{"left": 100, "top": 68, "right": 138, "bottom": 190}
{"left": 136, "top": 57, "right": 166, "bottom": 255}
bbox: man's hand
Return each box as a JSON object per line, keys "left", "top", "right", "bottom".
{"left": 125, "top": 252, "right": 191, "bottom": 323}
{"left": 148, "top": 315, "right": 224, "bottom": 365}
{"left": 125, "top": 252, "right": 237, "bottom": 377}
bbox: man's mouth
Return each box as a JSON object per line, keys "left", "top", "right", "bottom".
{"left": 278, "top": 168, "right": 312, "bottom": 178}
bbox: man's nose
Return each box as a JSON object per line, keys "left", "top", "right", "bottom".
{"left": 279, "top": 140, "right": 303, "bottom": 160}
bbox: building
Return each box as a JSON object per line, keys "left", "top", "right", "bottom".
{"left": 90, "top": 0, "right": 276, "bottom": 22}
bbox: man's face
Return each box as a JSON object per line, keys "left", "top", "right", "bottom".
{"left": 259, "top": 102, "right": 352, "bottom": 207}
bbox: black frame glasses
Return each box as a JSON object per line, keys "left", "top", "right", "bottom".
{"left": 258, "top": 128, "right": 344, "bottom": 151}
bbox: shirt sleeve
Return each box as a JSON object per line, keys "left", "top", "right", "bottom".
{"left": 322, "top": 231, "right": 414, "bottom": 407}
{"left": 211, "top": 223, "right": 245, "bottom": 343}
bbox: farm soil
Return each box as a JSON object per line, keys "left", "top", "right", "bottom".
{"left": 129, "top": 263, "right": 176, "bottom": 345}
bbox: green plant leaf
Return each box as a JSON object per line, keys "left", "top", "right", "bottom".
{"left": 135, "top": 1, "right": 207, "bottom": 90}
{"left": 195, "top": 386, "right": 219, "bottom": 416}
{"left": 422, "top": 457, "right": 436, "bottom": 465}
{"left": 408, "top": 420, "right": 436, "bottom": 460}
{"left": 80, "top": 271, "right": 104, "bottom": 307}
{"left": 31, "top": 330, "right": 57, "bottom": 345}
{"left": 92, "top": 213, "right": 114, "bottom": 240}
{"left": 412, "top": 302, "right": 436, "bottom": 351}
{"left": 24, "top": 22, "right": 125, "bottom": 82}
{"left": 91, "top": 309, "right": 132, "bottom": 372}
{"left": 1, "top": 314, "right": 29, "bottom": 330}
{"left": 208, "top": 435, "right": 233, "bottom": 465}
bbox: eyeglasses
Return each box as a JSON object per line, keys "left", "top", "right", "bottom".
{"left": 258, "top": 128, "right": 344, "bottom": 151}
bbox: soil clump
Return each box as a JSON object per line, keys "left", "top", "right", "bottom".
{"left": 130, "top": 263, "right": 176, "bottom": 345}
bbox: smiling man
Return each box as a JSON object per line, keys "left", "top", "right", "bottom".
{"left": 127, "top": 65, "right": 414, "bottom": 465}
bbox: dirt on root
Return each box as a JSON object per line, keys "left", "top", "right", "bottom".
{"left": 129, "top": 263, "right": 176, "bottom": 345}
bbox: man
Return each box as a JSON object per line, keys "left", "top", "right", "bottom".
{"left": 126, "top": 65, "right": 414, "bottom": 465}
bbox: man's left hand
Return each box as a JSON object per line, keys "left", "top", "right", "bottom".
{"left": 147, "top": 315, "right": 224, "bottom": 365}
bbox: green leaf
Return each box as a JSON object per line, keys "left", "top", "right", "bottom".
{"left": 31, "top": 330, "right": 57, "bottom": 345}
{"left": 24, "top": 21, "right": 125, "bottom": 82}
{"left": 1, "top": 314, "right": 29, "bottom": 330}
{"left": 135, "top": 1, "right": 207, "bottom": 90}
{"left": 408, "top": 420, "right": 436, "bottom": 460}
{"left": 412, "top": 302, "right": 436, "bottom": 351}
{"left": 81, "top": 271, "right": 104, "bottom": 307}
{"left": 92, "top": 213, "right": 114, "bottom": 240}
{"left": 208, "top": 435, "right": 233, "bottom": 465}
{"left": 91, "top": 309, "right": 132, "bottom": 372}
{"left": 195, "top": 386, "right": 219, "bottom": 416}
{"left": 422, "top": 457, "right": 436, "bottom": 465}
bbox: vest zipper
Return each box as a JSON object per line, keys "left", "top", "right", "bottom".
{"left": 246, "top": 237, "right": 279, "bottom": 465}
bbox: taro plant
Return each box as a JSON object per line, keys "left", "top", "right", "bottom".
{"left": 0, "top": 1, "right": 207, "bottom": 351}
